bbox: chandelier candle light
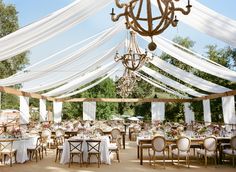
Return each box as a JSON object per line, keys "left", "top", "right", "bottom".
{"left": 115, "top": 31, "right": 150, "bottom": 71}
{"left": 111, "top": 0, "right": 192, "bottom": 51}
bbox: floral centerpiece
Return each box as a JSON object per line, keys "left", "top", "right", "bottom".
{"left": 11, "top": 128, "right": 22, "bottom": 138}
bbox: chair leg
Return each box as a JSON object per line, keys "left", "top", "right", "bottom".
{"left": 116, "top": 150, "right": 120, "bottom": 162}
{"left": 205, "top": 156, "right": 207, "bottom": 168}
{"left": 163, "top": 152, "right": 166, "bottom": 169}
{"left": 55, "top": 149, "right": 58, "bottom": 162}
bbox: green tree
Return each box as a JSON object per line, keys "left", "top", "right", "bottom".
{"left": 0, "top": 0, "right": 29, "bottom": 109}
{"left": 192, "top": 45, "right": 236, "bottom": 122}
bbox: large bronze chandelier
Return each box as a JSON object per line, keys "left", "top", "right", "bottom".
{"left": 111, "top": 0, "right": 192, "bottom": 51}
{"left": 115, "top": 31, "right": 151, "bottom": 71}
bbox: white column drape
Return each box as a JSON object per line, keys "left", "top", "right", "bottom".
{"left": 43, "top": 61, "right": 117, "bottom": 97}
{"left": 0, "top": 0, "right": 112, "bottom": 61}
{"left": 203, "top": 99, "right": 211, "bottom": 124}
{"left": 53, "top": 101, "right": 63, "bottom": 123}
{"left": 0, "top": 22, "right": 123, "bottom": 86}
{"left": 83, "top": 102, "right": 96, "bottom": 120}
{"left": 19, "top": 96, "right": 30, "bottom": 124}
{"left": 141, "top": 36, "right": 236, "bottom": 82}
{"left": 151, "top": 102, "right": 165, "bottom": 121}
{"left": 141, "top": 66, "right": 206, "bottom": 97}
{"left": 222, "top": 96, "right": 236, "bottom": 125}
{"left": 184, "top": 103, "right": 195, "bottom": 124}
{"left": 39, "top": 99, "right": 47, "bottom": 122}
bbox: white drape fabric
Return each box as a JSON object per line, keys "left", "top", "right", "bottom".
{"left": 149, "top": 55, "right": 231, "bottom": 93}
{"left": 0, "top": 0, "right": 112, "bottom": 61}
{"left": 39, "top": 99, "right": 47, "bottom": 122}
{"left": 19, "top": 96, "right": 29, "bottom": 124}
{"left": 83, "top": 102, "right": 96, "bottom": 120}
{"left": 43, "top": 61, "right": 117, "bottom": 97}
{"left": 134, "top": 72, "right": 188, "bottom": 98}
{"left": 23, "top": 41, "right": 124, "bottom": 92}
{"left": 151, "top": 102, "right": 165, "bottom": 121}
{"left": 222, "top": 96, "right": 236, "bottom": 125}
{"left": 177, "top": 0, "right": 236, "bottom": 47}
{"left": 203, "top": 99, "right": 211, "bottom": 123}
{"left": 184, "top": 103, "right": 195, "bottom": 124}
{"left": 57, "top": 67, "right": 120, "bottom": 98}
{"left": 0, "top": 22, "right": 123, "bottom": 86}
{"left": 141, "top": 36, "right": 236, "bottom": 82}
{"left": 141, "top": 66, "right": 206, "bottom": 97}
{"left": 53, "top": 101, "right": 63, "bottom": 123}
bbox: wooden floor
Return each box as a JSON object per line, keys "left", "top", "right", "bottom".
{"left": 0, "top": 139, "right": 235, "bottom": 172}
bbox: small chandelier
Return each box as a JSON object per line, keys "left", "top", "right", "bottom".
{"left": 117, "top": 69, "right": 140, "bottom": 97}
{"left": 111, "top": 0, "right": 192, "bottom": 51}
{"left": 115, "top": 31, "right": 151, "bottom": 71}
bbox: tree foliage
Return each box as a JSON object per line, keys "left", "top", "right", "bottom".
{"left": 0, "top": 0, "right": 29, "bottom": 109}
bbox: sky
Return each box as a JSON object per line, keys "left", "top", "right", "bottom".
{"left": 2, "top": 0, "right": 236, "bottom": 69}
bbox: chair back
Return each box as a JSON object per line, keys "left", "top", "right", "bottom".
{"left": 94, "top": 128, "right": 104, "bottom": 136}
{"left": 204, "top": 136, "right": 217, "bottom": 151}
{"left": 152, "top": 136, "right": 166, "bottom": 152}
{"left": 55, "top": 135, "right": 64, "bottom": 146}
{"left": 0, "top": 139, "right": 14, "bottom": 152}
{"left": 231, "top": 136, "right": 236, "bottom": 150}
{"left": 55, "top": 128, "right": 65, "bottom": 137}
{"left": 111, "top": 128, "right": 121, "bottom": 140}
{"left": 35, "top": 137, "right": 42, "bottom": 149}
{"left": 41, "top": 128, "right": 51, "bottom": 138}
{"left": 177, "top": 136, "right": 191, "bottom": 152}
{"left": 68, "top": 139, "right": 83, "bottom": 153}
{"left": 86, "top": 140, "right": 101, "bottom": 153}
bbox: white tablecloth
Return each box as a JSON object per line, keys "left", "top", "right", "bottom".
{"left": 60, "top": 136, "right": 111, "bottom": 165}
{"left": 13, "top": 136, "right": 38, "bottom": 163}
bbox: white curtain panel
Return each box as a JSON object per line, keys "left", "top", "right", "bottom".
{"left": 184, "top": 102, "right": 195, "bottom": 124}
{"left": 44, "top": 61, "right": 117, "bottom": 97}
{"left": 141, "top": 36, "right": 236, "bottom": 82}
{"left": 222, "top": 96, "right": 236, "bottom": 125}
{"left": 0, "top": 22, "right": 123, "bottom": 86}
{"left": 19, "top": 96, "right": 30, "bottom": 124}
{"left": 0, "top": 0, "right": 112, "bottom": 61}
{"left": 135, "top": 72, "right": 188, "bottom": 98}
{"left": 53, "top": 101, "right": 63, "bottom": 123}
{"left": 39, "top": 99, "right": 47, "bottom": 122}
{"left": 149, "top": 55, "right": 231, "bottom": 93}
{"left": 57, "top": 67, "right": 120, "bottom": 98}
{"left": 177, "top": 0, "right": 236, "bottom": 47}
{"left": 83, "top": 102, "right": 96, "bottom": 120}
{"left": 203, "top": 99, "right": 211, "bottom": 124}
{"left": 141, "top": 66, "right": 206, "bottom": 97}
{"left": 23, "top": 41, "right": 124, "bottom": 92}
{"left": 151, "top": 102, "right": 165, "bottom": 121}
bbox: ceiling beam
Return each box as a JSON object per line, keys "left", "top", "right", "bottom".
{"left": 0, "top": 86, "right": 56, "bottom": 101}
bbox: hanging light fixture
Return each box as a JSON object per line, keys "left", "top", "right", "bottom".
{"left": 111, "top": 0, "right": 192, "bottom": 51}
{"left": 115, "top": 31, "right": 151, "bottom": 71}
{"left": 117, "top": 69, "right": 140, "bottom": 97}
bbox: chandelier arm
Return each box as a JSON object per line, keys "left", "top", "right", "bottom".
{"left": 111, "top": 12, "right": 127, "bottom": 22}
{"left": 173, "top": 7, "right": 191, "bottom": 15}
{"left": 114, "top": 0, "right": 128, "bottom": 8}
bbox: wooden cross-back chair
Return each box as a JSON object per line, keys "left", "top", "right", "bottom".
{"left": 0, "top": 139, "right": 17, "bottom": 167}
{"left": 68, "top": 139, "right": 84, "bottom": 167}
{"left": 86, "top": 139, "right": 101, "bottom": 168}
